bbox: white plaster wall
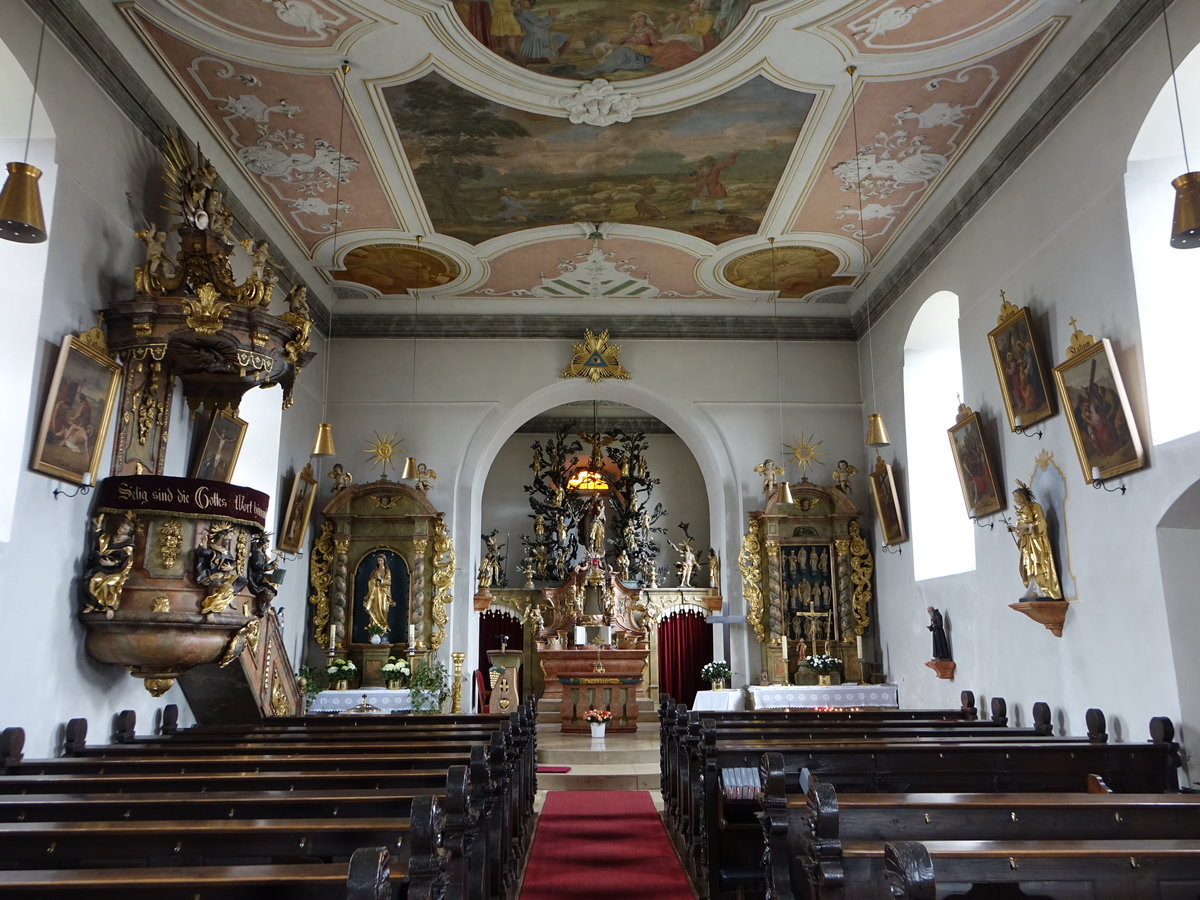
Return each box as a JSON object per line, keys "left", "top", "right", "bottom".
{"left": 316, "top": 336, "right": 864, "bottom": 686}
{"left": 858, "top": 4, "right": 1200, "bottom": 775}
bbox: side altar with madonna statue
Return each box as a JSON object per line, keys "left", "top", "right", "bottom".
{"left": 740, "top": 476, "right": 879, "bottom": 687}
{"left": 307, "top": 477, "right": 454, "bottom": 689}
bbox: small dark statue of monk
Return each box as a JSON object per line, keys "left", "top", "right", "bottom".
{"left": 927, "top": 606, "right": 951, "bottom": 661}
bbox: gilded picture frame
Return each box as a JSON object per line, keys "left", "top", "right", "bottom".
{"left": 1053, "top": 333, "right": 1145, "bottom": 483}
{"left": 31, "top": 333, "right": 121, "bottom": 484}
{"left": 947, "top": 406, "right": 1004, "bottom": 518}
{"left": 868, "top": 454, "right": 908, "bottom": 546}
{"left": 278, "top": 463, "right": 318, "bottom": 554}
{"left": 190, "top": 409, "right": 248, "bottom": 482}
{"left": 987, "top": 304, "right": 1054, "bottom": 432}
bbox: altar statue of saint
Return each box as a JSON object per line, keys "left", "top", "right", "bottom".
{"left": 707, "top": 548, "right": 719, "bottom": 590}
{"left": 588, "top": 502, "right": 606, "bottom": 555}
{"left": 1007, "top": 481, "right": 1062, "bottom": 599}
{"left": 365, "top": 554, "right": 394, "bottom": 632}
{"left": 670, "top": 537, "right": 698, "bottom": 587}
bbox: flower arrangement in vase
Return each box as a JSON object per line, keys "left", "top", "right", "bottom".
{"left": 802, "top": 654, "right": 841, "bottom": 684}
{"left": 409, "top": 657, "right": 449, "bottom": 713}
{"left": 381, "top": 656, "right": 410, "bottom": 690}
{"left": 366, "top": 623, "right": 388, "bottom": 644}
{"left": 327, "top": 658, "right": 357, "bottom": 690}
{"left": 583, "top": 707, "right": 612, "bottom": 736}
{"left": 700, "top": 659, "right": 732, "bottom": 690}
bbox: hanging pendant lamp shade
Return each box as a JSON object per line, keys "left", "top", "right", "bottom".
{"left": 779, "top": 480, "right": 795, "bottom": 505}
{"left": 401, "top": 456, "right": 419, "bottom": 480}
{"left": 865, "top": 413, "right": 891, "bottom": 448}
{"left": 310, "top": 422, "right": 336, "bottom": 457}
{"left": 1171, "top": 172, "right": 1200, "bottom": 248}
{"left": 0, "top": 161, "right": 46, "bottom": 244}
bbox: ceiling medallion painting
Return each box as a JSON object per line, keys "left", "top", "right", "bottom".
{"left": 385, "top": 73, "right": 813, "bottom": 246}
{"left": 453, "top": 0, "right": 763, "bottom": 81}
{"left": 330, "top": 243, "right": 461, "bottom": 295}
{"left": 723, "top": 245, "right": 854, "bottom": 303}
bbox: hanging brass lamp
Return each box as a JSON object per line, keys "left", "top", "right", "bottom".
{"left": 779, "top": 480, "right": 795, "bottom": 505}
{"left": 401, "top": 456, "right": 419, "bottom": 480}
{"left": 865, "top": 413, "right": 891, "bottom": 448}
{"left": 1, "top": 19, "right": 48, "bottom": 244}
{"left": 0, "top": 162, "right": 47, "bottom": 243}
{"left": 1171, "top": 172, "right": 1200, "bottom": 248}
{"left": 310, "top": 422, "right": 337, "bottom": 457}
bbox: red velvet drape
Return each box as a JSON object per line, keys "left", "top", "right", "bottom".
{"left": 478, "top": 610, "right": 524, "bottom": 676}
{"left": 657, "top": 610, "right": 708, "bottom": 708}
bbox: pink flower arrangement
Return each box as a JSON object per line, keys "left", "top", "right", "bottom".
{"left": 583, "top": 708, "right": 612, "bottom": 725}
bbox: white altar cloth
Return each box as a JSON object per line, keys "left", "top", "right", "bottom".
{"left": 310, "top": 688, "right": 412, "bottom": 714}
{"left": 747, "top": 683, "right": 898, "bottom": 710}
{"left": 692, "top": 688, "right": 746, "bottom": 711}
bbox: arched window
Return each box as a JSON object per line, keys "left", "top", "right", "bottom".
{"left": 903, "top": 290, "right": 974, "bottom": 580}
{"left": 0, "top": 33, "right": 56, "bottom": 542}
{"left": 1126, "top": 39, "right": 1200, "bottom": 445}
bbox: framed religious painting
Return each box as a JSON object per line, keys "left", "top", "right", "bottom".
{"left": 947, "top": 404, "right": 1003, "bottom": 518}
{"left": 1053, "top": 324, "right": 1145, "bottom": 484}
{"left": 278, "top": 463, "right": 318, "bottom": 553}
{"left": 868, "top": 454, "right": 908, "bottom": 546}
{"left": 987, "top": 300, "right": 1054, "bottom": 432}
{"left": 31, "top": 330, "right": 121, "bottom": 484}
{"left": 190, "top": 409, "right": 247, "bottom": 482}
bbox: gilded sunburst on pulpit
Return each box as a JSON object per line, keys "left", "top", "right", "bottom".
{"left": 364, "top": 431, "right": 403, "bottom": 477}
{"left": 785, "top": 433, "right": 826, "bottom": 477}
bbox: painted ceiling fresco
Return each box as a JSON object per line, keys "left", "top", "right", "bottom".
{"left": 384, "top": 73, "right": 813, "bottom": 246}
{"left": 100, "top": 0, "right": 1091, "bottom": 311}
{"left": 452, "top": 0, "right": 763, "bottom": 81}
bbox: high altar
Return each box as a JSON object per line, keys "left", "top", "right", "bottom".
{"left": 535, "top": 565, "right": 649, "bottom": 733}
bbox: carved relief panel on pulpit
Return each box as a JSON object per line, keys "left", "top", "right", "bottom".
{"left": 741, "top": 479, "right": 874, "bottom": 682}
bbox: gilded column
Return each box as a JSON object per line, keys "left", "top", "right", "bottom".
{"left": 450, "top": 651, "right": 465, "bottom": 713}
{"left": 332, "top": 537, "right": 350, "bottom": 652}
{"left": 411, "top": 537, "right": 428, "bottom": 647}
{"left": 765, "top": 539, "right": 783, "bottom": 638}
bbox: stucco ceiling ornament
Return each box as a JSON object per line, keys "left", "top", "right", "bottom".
{"left": 560, "top": 329, "right": 630, "bottom": 383}
{"left": 559, "top": 79, "right": 639, "bottom": 127}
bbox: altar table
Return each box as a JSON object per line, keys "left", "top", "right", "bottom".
{"left": 692, "top": 689, "right": 746, "bottom": 711}
{"left": 747, "top": 683, "right": 898, "bottom": 710}
{"left": 310, "top": 688, "right": 412, "bottom": 714}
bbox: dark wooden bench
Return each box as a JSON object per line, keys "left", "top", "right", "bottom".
{"left": 882, "top": 838, "right": 1200, "bottom": 900}
{"left": 0, "top": 713, "right": 533, "bottom": 900}
{"left": 761, "top": 754, "right": 1200, "bottom": 899}
{"left": 0, "top": 845, "right": 407, "bottom": 898}
{"left": 685, "top": 713, "right": 1180, "bottom": 899}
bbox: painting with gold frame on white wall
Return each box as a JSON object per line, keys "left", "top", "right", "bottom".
{"left": 868, "top": 454, "right": 907, "bottom": 546}
{"left": 31, "top": 333, "right": 121, "bottom": 485}
{"left": 1052, "top": 324, "right": 1145, "bottom": 484}
{"left": 278, "top": 463, "right": 318, "bottom": 553}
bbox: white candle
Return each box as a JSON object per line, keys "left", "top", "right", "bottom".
{"left": 82, "top": 472, "right": 93, "bottom": 485}
{"left": 574, "top": 626, "right": 586, "bottom": 646}
{"left": 1014, "top": 414, "right": 1023, "bottom": 428}
{"left": 329, "top": 621, "right": 336, "bottom": 651}
{"left": 856, "top": 634, "right": 864, "bottom": 658}
{"left": 781, "top": 634, "right": 787, "bottom": 661}
{"left": 1091, "top": 466, "right": 1102, "bottom": 482}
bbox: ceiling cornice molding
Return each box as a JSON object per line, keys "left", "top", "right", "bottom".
{"left": 30, "top": 0, "right": 331, "bottom": 333}
{"left": 853, "top": 0, "right": 1170, "bottom": 335}
{"left": 330, "top": 313, "right": 856, "bottom": 341}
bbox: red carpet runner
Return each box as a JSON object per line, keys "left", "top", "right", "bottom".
{"left": 520, "top": 791, "right": 695, "bottom": 899}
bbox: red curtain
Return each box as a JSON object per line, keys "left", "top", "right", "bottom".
{"left": 478, "top": 610, "right": 524, "bottom": 676}
{"left": 657, "top": 610, "right": 708, "bottom": 708}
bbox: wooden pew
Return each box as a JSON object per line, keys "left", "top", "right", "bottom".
{"left": 760, "top": 751, "right": 1200, "bottom": 899}
{"left": 0, "top": 845, "right": 406, "bottom": 898}
{"left": 882, "top": 839, "right": 1200, "bottom": 900}
{"left": 0, "top": 714, "right": 531, "bottom": 900}
{"left": 686, "top": 713, "right": 1180, "bottom": 899}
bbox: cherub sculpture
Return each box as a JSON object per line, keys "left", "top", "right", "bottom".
{"left": 754, "top": 459, "right": 784, "bottom": 495}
